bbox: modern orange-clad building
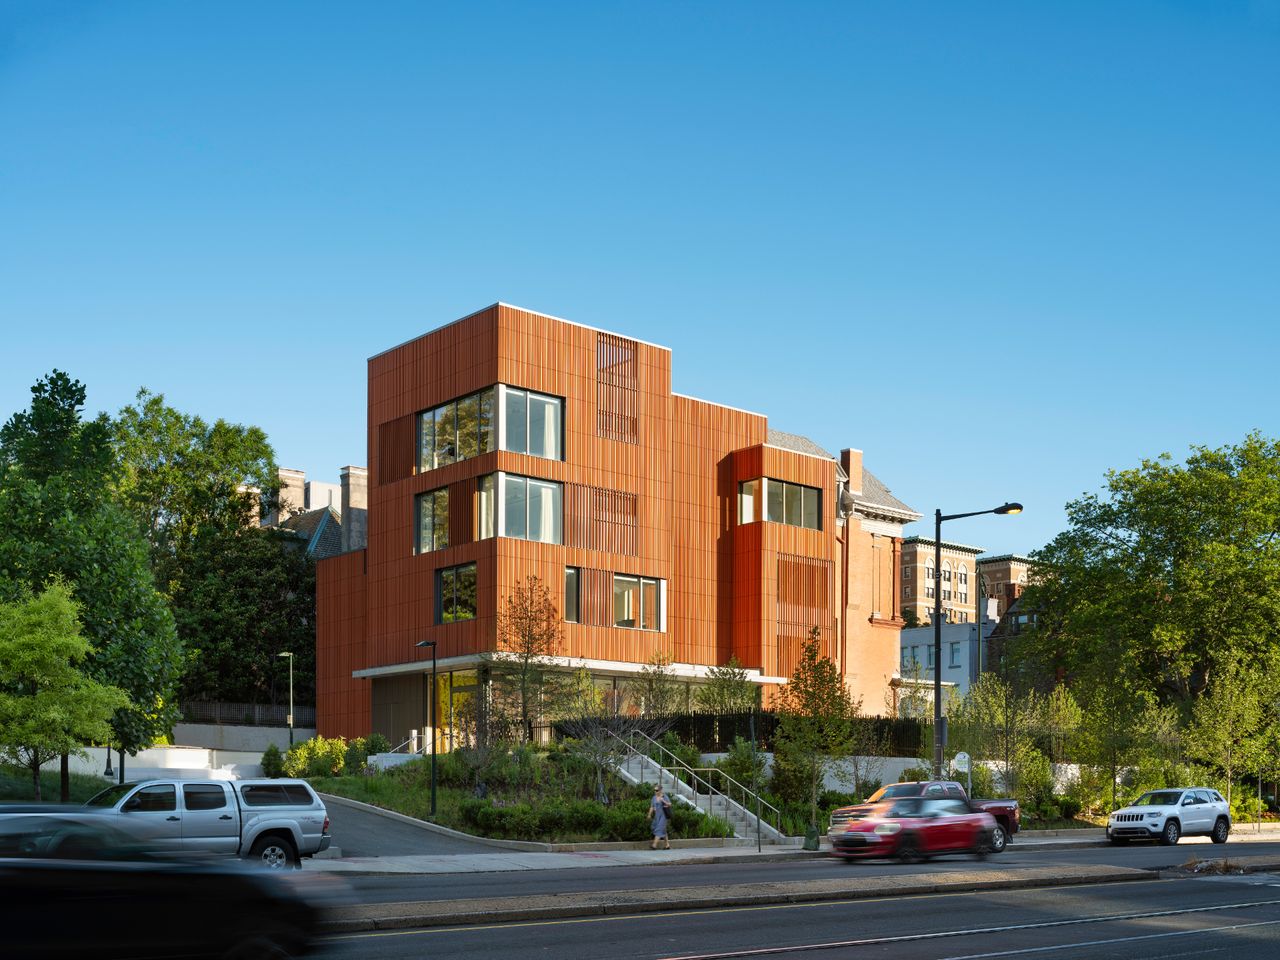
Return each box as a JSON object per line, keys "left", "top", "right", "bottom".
{"left": 316, "top": 304, "right": 921, "bottom": 743}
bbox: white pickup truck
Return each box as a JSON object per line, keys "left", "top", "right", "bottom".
{"left": 83, "top": 778, "right": 331, "bottom": 868}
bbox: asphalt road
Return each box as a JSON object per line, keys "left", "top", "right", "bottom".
{"left": 323, "top": 800, "right": 494, "bottom": 857}
{"left": 340, "top": 837, "right": 1280, "bottom": 905}
{"left": 312, "top": 875, "right": 1280, "bottom": 960}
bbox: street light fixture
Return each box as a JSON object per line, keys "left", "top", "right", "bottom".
{"left": 933, "top": 502, "right": 1022, "bottom": 778}
{"left": 415, "top": 639, "right": 438, "bottom": 817}
{"left": 277, "top": 652, "right": 295, "bottom": 746}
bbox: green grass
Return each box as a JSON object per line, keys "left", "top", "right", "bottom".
{"left": 310, "top": 775, "right": 471, "bottom": 830}
{"left": 0, "top": 764, "right": 113, "bottom": 803}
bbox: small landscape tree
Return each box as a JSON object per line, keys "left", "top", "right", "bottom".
{"left": 695, "top": 655, "right": 758, "bottom": 713}
{"left": 0, "top": 583, "right": 128, "bottom": 799}
{"left": 492, "top": 575, "right": 562, "bottom": 743}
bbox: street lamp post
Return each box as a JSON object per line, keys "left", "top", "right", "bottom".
{"left": 278, "top": 652, "right": 295, "bottom": 745}
{"left": 933, "top": 502, "right": 1022, "bottom": 778}
{"left": 415, "top": 639, "right": 438, "bottom": 817}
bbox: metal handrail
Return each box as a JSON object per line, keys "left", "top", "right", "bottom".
{"left": 689, "top": 767, "right": 783, "bottom": 832}
{"left": 614, "top": 728, "right": 784, "bottom": 837}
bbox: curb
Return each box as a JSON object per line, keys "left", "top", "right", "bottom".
{"left": 320, "top": 864, "right": 1151, "bottom": 933}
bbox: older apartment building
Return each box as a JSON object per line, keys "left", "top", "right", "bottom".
{"left": 899, "top": 537, "right": 984, "bottom": 625}
{"left": 316, "top": 304, "right": 921, "bottom": 742}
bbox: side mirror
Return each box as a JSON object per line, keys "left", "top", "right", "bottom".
{"left": 1182, "top": 798, "right": 1194, "bottom": 806}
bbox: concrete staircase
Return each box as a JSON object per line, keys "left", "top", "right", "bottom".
{"left": 613, "top": 748, "right": 789, "bottom": 844}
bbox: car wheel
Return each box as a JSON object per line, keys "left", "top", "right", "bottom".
{"left": 896, "top": 833, "right": 922, "bottom": 864}
{"left": 972, "top": 830, "right": 993, "bottom": 860}
{"left": 1211, "top": 818, "right": 1230, "bottom": 844}
{"left": 249, "top": 835, "right": 297, "bottom": 869}
{"left": 1159, "top": 820, "right": 1181, "bottom": 846}
{"left": 989, "top": 823, "right": 1008, "bottom": 854}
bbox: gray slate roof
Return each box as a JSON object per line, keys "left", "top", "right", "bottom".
{"left": 279, "top": 507, "right": 344, "bottom": 559}
{"left": 767, "top": 429, "right": 837, "bottom": 461}
{"left": 857, "top": 470, "right": 920, "bottom": 520}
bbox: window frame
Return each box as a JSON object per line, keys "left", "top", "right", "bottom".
{"left": 414, "top": 487, "right": 450, "bottom": 554}
{"left": 417, "top": 387, "right": 497, "bottom": 474}
{"left": 612, "top": 573, "right": 665, "bottom": 631}
{"left": 498, "top": 385, "right": 565, "bottom": 462}
{"left": 564, "top": 567, "right": 581, "bottom": 623}
{"left": 436, "top": 562, "right": 478, "bottom": 624}
{"left": 760, "top": 478, "right": 822, "bottom": 531}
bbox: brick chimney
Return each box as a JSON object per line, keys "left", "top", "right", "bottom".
{"left": 340, "top": 466, "right": 368, "bottom": 552}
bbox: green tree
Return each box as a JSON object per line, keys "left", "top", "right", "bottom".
{"left": 0, "top": 372, "right": 181, "bottom": 760}
{"left": 113, "top": 388, "right": 277, "bottom": 580}
{"left": 772, "top": 628, "right": 855, "bottom": 829}
{"left": 0, "top": 583, "right": 128, "bottom": 799}
{"left": 948, "top": 672, "right": 1041, "bottom": 796}
{"left": 628, "top": 650, "right": 684, "bottom": 716}
{"left": 1184, "top": 657, "right": 1272, "bottom": 806}
{"left": 1022, "top": 433, "right": 1280, "bottom": 710}
{"left": 492, "top": 575, "right": 562, "bottom": 743}
{"left": 170, "top": 524, "right": 315, "bottom": 705}
{"left": 1075, "top": 675, "right": 1154, "bottom": 810}
{"left": 695, "top": 656, "right": 759, "bottom": 713}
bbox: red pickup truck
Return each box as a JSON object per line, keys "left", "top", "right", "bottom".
{"left": 829, "top": 780, "right": 1021, "bottom": 852}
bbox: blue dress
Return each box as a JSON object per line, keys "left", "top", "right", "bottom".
{"left": 651, "top": 795, "right": 671, "bottom": 838}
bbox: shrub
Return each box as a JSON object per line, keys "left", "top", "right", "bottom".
{"left": 283, "top": 736, "right": 348, "bottom": 778}
{"left": 602, "top": 800, "right": 650, "bottom": 841}
{"left": 898, "top": 765, "right": 931, "bottom": 783}
{"left": 343, "top": 737, "right": 369, "bottom": 775}
{"left": 654, "top": 732, "right": 701, "bottom": 784}
{"left": 366, "top": 732, "right": 391, "bottom": 756}
{"left": 1057, "top": 796, "right": 1082, "bottom": 820}
{"left": 566, "top": 799, "right": 606, "bottom": 834}
{"left": 818, "top": 790, "right": 859, "bottom": 810}
{"left": 715, "top": 737, "right": 766, "bottom": 791}
{"left": 538, "top": 800, "right": 570, "bottom": 838}
{"left": 261, "top": 743, "right": 283, "bottom": 779}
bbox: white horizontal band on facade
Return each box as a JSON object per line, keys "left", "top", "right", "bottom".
{"left": 352, "top": 652, "right": 786, "bottom": 686}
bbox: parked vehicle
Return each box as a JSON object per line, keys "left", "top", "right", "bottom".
{"left": 829, "top": 796, "right": 997, "bottom": 862}
{"left": 829, "top": 780, "right": 1020, "bottom": 852}
{"left": 0, "top": 811, "right": 337, "bottom": 959}
{"left": 83, "top": 778, "right": 330, "bottom": 868}
{"left": 1107, "top": 787, "right": 1231, "bottom": 846}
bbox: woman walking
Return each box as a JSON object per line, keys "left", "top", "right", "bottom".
{"left": 648, "top": 784, "right": 672, "bottom": 850}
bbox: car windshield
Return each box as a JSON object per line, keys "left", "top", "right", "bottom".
{"left": 885, "top": 798, "right": 924, "bottom": 818}
{"left": 1133, "top": 790, "right": 1183, "bottom": 807}
{"left": 866, "top": 783, "right": 925, "bottom": 803}
{"left": 84, "top": 783, "right": 138, "bottom": 808}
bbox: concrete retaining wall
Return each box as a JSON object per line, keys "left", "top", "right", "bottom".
{"left": 171, "top": 723, "right": 316, "bottom": 752}
{"left": 43, "top": 746, "right": 267, "bottom": 782}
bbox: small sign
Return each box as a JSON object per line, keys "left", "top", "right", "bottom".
{"left": 953, "top": 752, "right": 970, "bottom": 773}
{"left": 286, "top": 713, "right": 293, "bottom": 727}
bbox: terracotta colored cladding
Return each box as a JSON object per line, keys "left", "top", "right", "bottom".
{"left": 316, "top": 304, "right": 913, "bottom": 738}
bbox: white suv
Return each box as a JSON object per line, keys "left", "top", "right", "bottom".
{"left": 1107, "top": 787, "right": 1231, "bottom": 846}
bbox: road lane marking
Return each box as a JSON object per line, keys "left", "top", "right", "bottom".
{"left": 652, "top": 898, "right": 1280, "bottom": 960}
{"left": 321, "top": 883, "right": 1260, "bottom": 945}
{"left": 938, "top": 918, "right": 1280, "bottom": 958}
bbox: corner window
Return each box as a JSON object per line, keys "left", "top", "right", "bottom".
{"left": 436, "top": 562, "right": 477, "bottom": 624}
{"left": 500, "top": 386, "right": 563, "bottom": 461}
{"left": 415, "top": 488, "right": 449, "bottom": 553}
{"left": 479, "top": 473, "right": 562, "bottom": 544}
{"left": 762, "top": 479, "right": 821, "bottom": 531}
{"left": 417, "top": 387, "right": 496, "bottom": 473}
{"left": 613, "top": 574, "right": 663, "bottom": 630}
{"left": 565, "top": 567, "right": 580, "bottom": 623}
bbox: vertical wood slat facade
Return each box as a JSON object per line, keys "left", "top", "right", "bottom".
{"left": 316, "top": 303, "right": 914, "bottom": 739}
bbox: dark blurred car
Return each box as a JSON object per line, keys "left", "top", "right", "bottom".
{"left": 828, "top": 796, "right": 997, "bottom": 862}
{"left": 0, "top": 812, "right": 339, "bottom": 959}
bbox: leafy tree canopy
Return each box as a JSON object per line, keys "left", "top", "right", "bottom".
{"left": 1020, "top": 432, "right": 1280, "bottom": 709}
{"left": 0, "top": 373, "right": 180, "bottom": 753}
{"left": 0, "top": 582, "right": 129, "bottom": 799}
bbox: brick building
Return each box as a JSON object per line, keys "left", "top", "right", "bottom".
{"left": 899, "top": 537, "right": 984, "bottom": 625}
{"left": 316, "top": 304, "right": 920, "bottom": 743}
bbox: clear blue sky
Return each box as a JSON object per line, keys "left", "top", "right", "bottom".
{"left": 2, "top": 1, "right": 1277, "bottom": 556}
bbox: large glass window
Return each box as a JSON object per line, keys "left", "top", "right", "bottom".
{"left": 480, "top": 473, "right": 563, "bottom": 544}
{"left": 762, "top": 479, "right": 821, "bottom": 531}
{"left": 565, "top": 567, "right": 580, "bottom": 623}
{"left": 501, "top": 386, "right": 563, "bottom": 461}
{"left": 415, "top": 488, "right": 449, "bottom": 553}
{"left": 613, "top": 574, "right": 663, "bottom": 630}
{"left": 417, "top": 387, "right": 497, "bottom": 473}
{"left": 437, "top": 562, "right": 477, "bottom": 624}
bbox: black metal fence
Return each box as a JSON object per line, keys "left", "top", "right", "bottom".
{"left": 551, "top": 710, "right": 924, "bottom": 756}
{"left": 179, "top": 701, "right": 317, "bottom": 728}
